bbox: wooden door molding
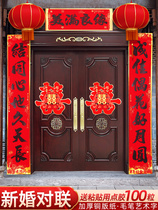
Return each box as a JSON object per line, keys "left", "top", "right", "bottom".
{"left": 32, "top": 31, "right": 127, "bottom": 47}
{"left": 31, "top": 31, "right": 128, "bottom": 172}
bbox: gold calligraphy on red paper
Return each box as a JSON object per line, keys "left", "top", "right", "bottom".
{"left": 85, "top": 82, "right": 122, "bottom": 115}
{"left": 7, "top": 35, "right": 31, "bottom": 174}
{"left": 35, "top": 82, "right": 71, "bottom": 115}
{"left": 46, "top": 9, "right": 113, "bottom": 31}
{"left": 129, "top": 33, "right": 152, "bottom": 174}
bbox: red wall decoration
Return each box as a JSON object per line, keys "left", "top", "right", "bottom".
{"left": 129, "top": 33, "right": 153, "bottom": 174}
{"left": 46, "top": 9, "right": 113, "bottom": 31}
{"left": 85, "top": 82, "right": 122, "bottom": 115}
{"left": 7, "top": 35, "right": 31, "bottom": 174}
{"left": 35, "top": 82, "right": 71, "bottom": 115}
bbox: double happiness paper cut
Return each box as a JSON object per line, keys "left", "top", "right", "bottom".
{"left": 85, "top": 82, "right": 121, "bottom": 115}
{"left": 35, "top": 82, "right": 71, "bottom": 115}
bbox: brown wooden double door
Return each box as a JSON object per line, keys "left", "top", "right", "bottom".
{"left": 33, "top": 47, "right": 125, "bottom": 171}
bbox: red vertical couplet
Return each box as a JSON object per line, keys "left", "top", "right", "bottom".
{"left": 7, "top": 35, "right": 31, "bottom": 174}
{"left": 129, "top": 33, "right": 153, "bottom": 174}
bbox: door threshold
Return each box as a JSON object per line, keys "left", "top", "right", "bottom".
{"left": 1, "top": 170, "right": 156, "bottom": 188}
{"left": 4, "top": 170, "right": 155, "bottom": 177}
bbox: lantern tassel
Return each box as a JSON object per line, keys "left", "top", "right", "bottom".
{"left": 22, "top": 29, "right": 34, "bottom": 41}
{"left": 126, "top": 28, "right": 138, "bottom": 41}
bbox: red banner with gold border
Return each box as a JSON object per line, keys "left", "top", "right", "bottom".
{"left": 7, "top": 35, "right": 31, "bottom": 174}
{"left": 129, "top": 33, "right": 153, "bottom": 174}
{"left": 45, "top": 8, "right": 113, "bottom": 31}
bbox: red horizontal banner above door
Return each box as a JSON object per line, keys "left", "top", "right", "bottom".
{"left": 45, "top": 8, "right": 113, "bottom": 31}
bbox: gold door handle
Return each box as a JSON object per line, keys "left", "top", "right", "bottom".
{"left": 73, "top": 97, "right": 78, "bottom": 132}
{"left": 80, "top": 97, "right": 85, "bottom": 132}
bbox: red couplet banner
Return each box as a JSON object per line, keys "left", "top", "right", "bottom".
{"left": 45, "top": 8, "right": 113, "bottom": 31}
{"left": 7, "top": 35, "right": 31, "bottom": 174}
{"left": 129, "top": 33, "right": 153, "bottom": 174}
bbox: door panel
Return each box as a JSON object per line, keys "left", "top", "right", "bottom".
{"left": 88, "top": 128, "right": 117, "bottom": 159}
{"left": 33, "top": 51, "right": 78, "bottom": 170}
{"left": 33, "top": 48, "right": 125, "bottom": 171}
{"left": 85, "top": 56, "right": 119, "bottom": 120}
{"left": 41, "top": 57, "right": 72, "bottom": 119}
{"left": 78, "top": 50, "right": 124, "bottom": 170}
{"left": 42, "top": 129, "right": 71, "bottom": 160}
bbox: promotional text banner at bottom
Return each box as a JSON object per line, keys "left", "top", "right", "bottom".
{"left": 0, "top": 187, "right": 158, "bottom": 210}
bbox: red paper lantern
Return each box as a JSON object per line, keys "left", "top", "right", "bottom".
{"left": 8, "top": 1, "right": 45, "bottom": 41}
{"left": 113, "top": 1, "right": 149, "bottom": 40}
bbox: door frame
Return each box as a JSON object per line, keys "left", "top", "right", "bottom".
{"left": 30, "top": 31, "right": 129, "bottom": 173}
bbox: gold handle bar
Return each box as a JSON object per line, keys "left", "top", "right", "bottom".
{"left": 73, "top": 97, "right": 78, "bottom": 132}
{"left": 80, "top": 97, "right": 85, "bottom": 132}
